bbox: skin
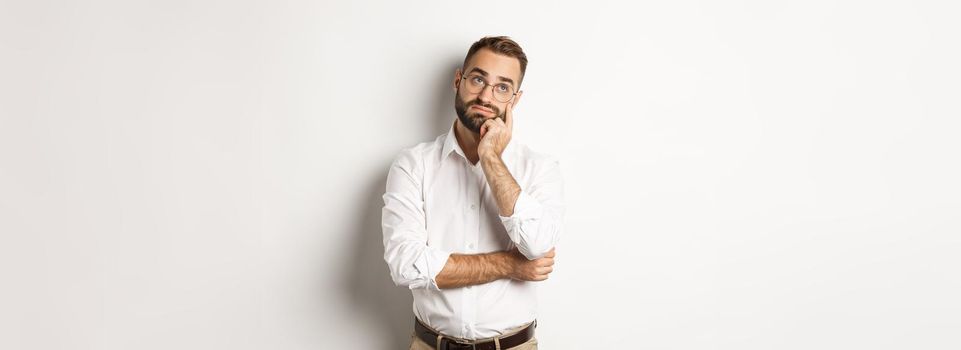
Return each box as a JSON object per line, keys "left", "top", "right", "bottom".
{"left": 434, "top": 48, "right": 557, "bottom": 289}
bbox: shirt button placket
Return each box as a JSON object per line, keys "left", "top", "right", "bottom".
{"left": 463, "top": 178, "right": 480, "bottom": 340}
{"left": 469, "top": 201, "right": 476, "bottom": 251}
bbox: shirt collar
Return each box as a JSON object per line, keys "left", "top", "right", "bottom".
{"left": 441, "top": 124, "right": 463, "bottom": 159}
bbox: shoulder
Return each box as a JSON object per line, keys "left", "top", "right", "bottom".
{"left": 510, "top": 142, "right": 560, "bottom": 168}
{"left": 390, "top": 134, "right": 446, "bottom": 171}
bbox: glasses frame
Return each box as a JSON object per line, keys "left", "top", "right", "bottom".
{"left": 460, "top": 73, "right": 519, "bottom": 103}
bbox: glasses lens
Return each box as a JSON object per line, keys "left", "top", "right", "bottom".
{"left": 493, "top": 85, "right": 514, "bottom": 102}
{"left": 465, "top": 75, "right": 485, "bottom": 94}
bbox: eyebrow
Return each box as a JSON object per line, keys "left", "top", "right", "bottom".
{"left": 467, "top": 67, "right": 515, "bottom": 86}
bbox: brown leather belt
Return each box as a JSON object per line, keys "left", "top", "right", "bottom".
{"left": 414, "top": 317, "right": 536, "bottom": 350}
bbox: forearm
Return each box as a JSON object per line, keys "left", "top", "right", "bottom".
{"left": 435, "top": 251, "right": 512, "bottom": 289}
{"left": 480, "top": 153, "right": 521, "bottom": 217}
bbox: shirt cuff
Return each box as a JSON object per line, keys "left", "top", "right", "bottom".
{"left": 498, "top": 190, "right": 545, "bottom": 236}
{"left": 410, "top": 246, "right": 451, "bottom": 291}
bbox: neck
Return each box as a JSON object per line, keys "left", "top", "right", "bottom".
{"left": 453, "top": 120, "right": 481, "bottom": 164}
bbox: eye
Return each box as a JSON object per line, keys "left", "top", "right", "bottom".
{"left": 471, "top": 76, "right": 486, "bottom": 85}
{"left": 495, "top": 84, "right": 511, "bottom": 93}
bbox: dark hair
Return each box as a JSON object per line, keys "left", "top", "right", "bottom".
{"left": 462, "top": 36, "right": 528, "bottom": 85}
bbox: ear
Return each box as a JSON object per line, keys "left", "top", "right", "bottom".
{"left": 453, "top": 68, "right": 462, "bottom": 91}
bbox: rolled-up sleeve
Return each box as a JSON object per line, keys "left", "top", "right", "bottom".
{"left": 499, "top": 157, "right": 565, "bottom": 260}
{"left": 382, "top": 150, "right": 451, "bottom": 290}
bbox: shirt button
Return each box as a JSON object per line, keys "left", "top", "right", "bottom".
{"left": 468, "top": 243, "right": 475, "bottom": 249}
{"left": 470, "top": 204, "right": 477, "bottom": 210}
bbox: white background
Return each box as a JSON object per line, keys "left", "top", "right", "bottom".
{"left": 2, "top": 1, "right": 959, "bottom": 349}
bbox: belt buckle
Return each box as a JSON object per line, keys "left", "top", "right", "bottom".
{"left": 439, "top": 337, "right": 476, "bottom": 350}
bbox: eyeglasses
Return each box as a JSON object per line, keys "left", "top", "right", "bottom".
{"left": 460, "top": 73, "right": 518, "bottom": 103}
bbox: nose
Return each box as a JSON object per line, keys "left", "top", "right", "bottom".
{"left": 476, "top": 84, "right": 496, "bottom": 104}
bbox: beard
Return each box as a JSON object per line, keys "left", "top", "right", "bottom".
{"left": 454, "top": 88, "right": 505, "bottom": 134}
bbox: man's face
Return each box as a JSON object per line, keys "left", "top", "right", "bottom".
{"left": 454, "top": 48, "right": 523, "bottom": 134}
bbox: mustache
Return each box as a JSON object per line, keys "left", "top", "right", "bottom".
{"left": 467, "top": 101, "right": 498, "bottom": 113}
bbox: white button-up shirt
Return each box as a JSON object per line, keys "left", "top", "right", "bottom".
{"left": 382, "top": 125, "right": 565, "bottom": 340}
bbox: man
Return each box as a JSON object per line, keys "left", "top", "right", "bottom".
{"left": 382, "top": 36, "right": 564, "bottom": 350}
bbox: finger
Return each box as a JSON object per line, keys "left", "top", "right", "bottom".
{"left": 505, "top": 99, "right": 514, "bottom": 130}
{"left": 544, "top": 248, "right": 556, "bottom": 258}
{"left": 482, "top": 119, "right": 502, "bottom": 138}
{"left": 482, "top": 118, "right": 497, "bottom": 131}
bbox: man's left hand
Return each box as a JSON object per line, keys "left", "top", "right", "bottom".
{"left": 478, "top": 98, "right": 515, "bottom": 158}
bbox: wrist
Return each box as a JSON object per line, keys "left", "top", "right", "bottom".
{"left": 493, "top": 251, "right": 517, "bottom": 280}
{"left": 479, "top": 151, "right": 501, "bottom": 163}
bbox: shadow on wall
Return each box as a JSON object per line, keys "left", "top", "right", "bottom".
{"left": 341, "top": 55, "right": 461, "bottom": 349}
{"left": 342, "top": 174, "right": 412, "bottom": 349}
{"left": 427, "top": 55, "right": 464, "bottom": 136}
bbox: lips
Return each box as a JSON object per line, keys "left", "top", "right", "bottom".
{"left": 471, "top": 105, "right": 493, "bottom": 114}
